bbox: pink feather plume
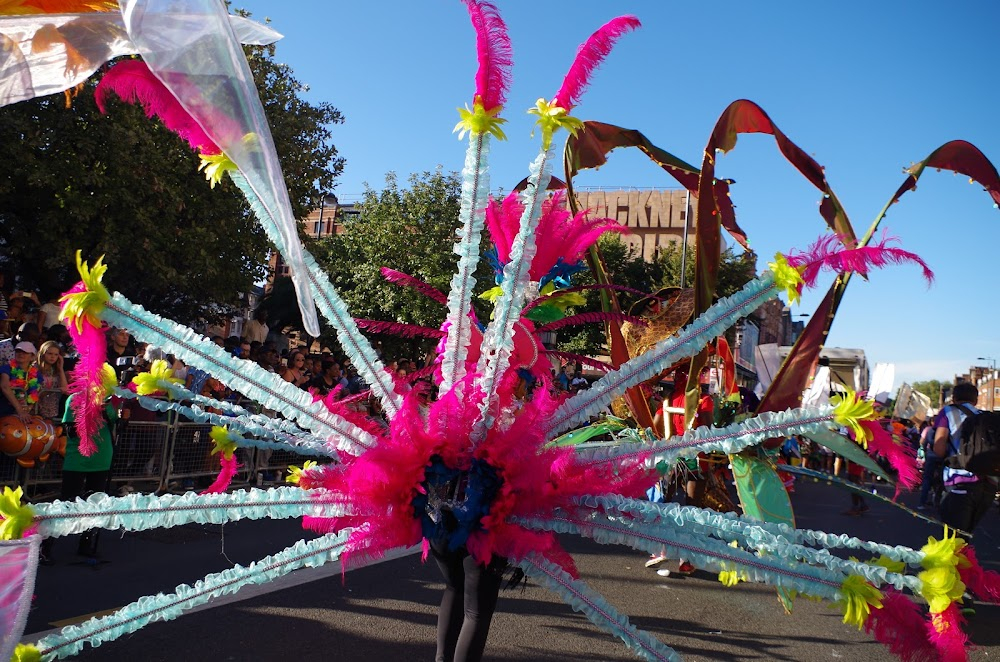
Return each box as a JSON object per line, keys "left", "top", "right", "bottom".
{"left": 551, "top": 16, "right": 641, "bottom": 111}
{"left": 859, "top": 420, "right": 920, "bottom": 490}
{"left": 63, "top": 283, "right": 107, "bottom": 456}
{"left": 487, "top": 191, "right": 625, "bottom": 280}
{"left": 354, "top": 318, "right": 445, "bottom": 339}
{"left": 536, "top": 311, "right": 646, "bottom": 333}
{"left": 462, "top": 0, "right": 512, "bottom": 110}
{"left": 95, "top": 60, "right": 221, "bottom": 154}
{"left": 484, "top": 191, "right": 523, "bottom": 264}
{"left": 926, "top": 604, "right": 969, "bottom": 662}
{"left": 379, "top": 267, "right": 448, "bottom": 305}
{"left": 958, "top": 545, "right": 1000, "bottom": 603}
{"left": 200, "top": 453, "right": 241, "bottom": 495}
{"left": 785, "top": 232, "right": 934, "bottom": 288}
{"left": 864, "top": 589, "right": 939, "bottom": 662}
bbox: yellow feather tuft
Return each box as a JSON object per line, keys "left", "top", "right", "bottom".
{"left": 0, "top": 486, "right": 34, "bottom": 540}
{"left": 831, "top": 390, "right": 875, "bottom": 446}
{"left": 59, "top": 251, "right": 110, "bottom": 333}
{"left": 528, "top": 98, "right": 583, "bottom": 150}
{"left": 198, "top": 152, "right": 238, "bottom": 188}
{"left": 209, "top": 426, "right": 237, "bottom": 460}
{"left": 837, "top": 575, "right": 883, "bottom": 629}
{"left": 767, "top": 253, "right": 805, "bottom": 305}
{"left": 454, "top": 99, "right": 508, "bottom": 141}
{"left": 11, "top": 643, "right": 42, "bottom": 662}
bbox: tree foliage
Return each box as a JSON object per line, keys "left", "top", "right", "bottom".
{"left": 912, "top": 379, "right": 946, "bottom": 408}
{"left": 0, "top": 20, "right": 343, "bottom": 323}
{"left": 309, "top": 169, "right": 494, "bottom": 360}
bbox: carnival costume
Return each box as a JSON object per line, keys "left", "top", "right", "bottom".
{"left": 2, "top": 2, "right": 1000, "bottom": 662}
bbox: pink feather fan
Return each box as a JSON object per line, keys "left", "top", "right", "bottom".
{"left": 786, "top": 231, "right": 934, "bottom": 288}
{"left": 551, "top": 16, "right": 641, "bottom": 111}
{"left": 463, "top": 0, "right": 512, "bottom": 110}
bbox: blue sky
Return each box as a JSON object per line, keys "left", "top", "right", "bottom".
{"left": 237, "top": 0, "right": 1000, "bottom": 392}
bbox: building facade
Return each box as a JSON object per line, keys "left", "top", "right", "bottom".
{"left": 268, "top": 194, "right": 359, "bottom": 282}
{"left": 573, "top": 188, "right": 695, "bottom": 261}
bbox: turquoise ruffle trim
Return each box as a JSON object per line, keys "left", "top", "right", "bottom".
{"left": 548, "top": 273, "right": 779, "bottom": 436}
{"left": 440, "top": 132, "right": 492, "bottom": 392}
{"left": 517, "top": 552, "right": 681, "bottom": 662}
{"left": 32, "top": 487, "right": 348, "bottom": 538}
{"left": 32, "top": 531, "right": 350, "bottom": 659}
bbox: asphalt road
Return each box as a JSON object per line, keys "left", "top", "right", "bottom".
{"left": 23, "top": 478, "right": 1000, "bottom": 661}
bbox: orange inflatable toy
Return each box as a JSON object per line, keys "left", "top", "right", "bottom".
{"left": 0, "top": 415, "right": 67, "bottom": 468}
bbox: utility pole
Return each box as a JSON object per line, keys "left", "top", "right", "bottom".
{"left": 679, "top": 189, "right": 691, "bottom": 288}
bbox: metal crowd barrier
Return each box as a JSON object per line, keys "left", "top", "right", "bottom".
{"left": 4, "top": 407, "right": 320, "bottom": 501}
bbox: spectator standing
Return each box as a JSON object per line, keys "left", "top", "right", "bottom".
{"left": 309, "top": 358, "right": 346, "bottom": 398}
{"left": 107, "top": 328, "right": 136, "bottom": 380}
{"left": 933, "top": 382, "right": 996, "bottom": 536}
{"left": 0, "top": 341, "right": 38, "bottom": 421}
{"left": 281, "top": 349, "right": 310, "bottom": 389}
{"left": 242, "top": 308, "right": 269, "bottom": 345}
{"left": 0, "top": 322, "right": 40, "bottom": 366}
{"left": 8, "top": 291, "right": 41, "bottom": 331}
{"left": 37, "top": 296, "right": 62, "bottom": 331}
{"left": 917, "top": 420, "right": 943, "bottom": 510}
{"left": 35, "top": 340, "right": 68, "bottom": 422}
{"left": 556, "top": 364, "right": 571, "bottom": 391}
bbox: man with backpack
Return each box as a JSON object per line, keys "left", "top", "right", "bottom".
{"left": 933, "top": 382, "right": 998, "bottom": 536}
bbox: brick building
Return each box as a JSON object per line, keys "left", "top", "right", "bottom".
{"left": 268, "top": 194, "right": 359, "bottom": 282}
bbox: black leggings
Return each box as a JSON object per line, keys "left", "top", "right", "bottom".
{"left": 430, "top": 542, "right": 507, "bottom": 662}
{"left": 41, "top": 471, "right": 110, "bottom": 558}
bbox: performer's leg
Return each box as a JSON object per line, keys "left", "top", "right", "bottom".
{"left": 432, "top": 544, "right": 465, "bottom": 662}
{"left": 77, "top": 471, "right": 110, "bottom": 556}
{"left": 453, "top": 553, "right": 506, "bottom": 662}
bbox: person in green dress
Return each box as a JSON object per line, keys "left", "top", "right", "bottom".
{"left": 39, "top": 394, "right": 117, "bottom": 564}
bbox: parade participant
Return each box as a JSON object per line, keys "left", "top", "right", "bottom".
{"left": 933, "top": 382, "right": 995, "bottom": 536}
{"left": 2, "top": 3, "right": 995, "bottom": 662}
{"left": 39, "top": 392, "right": 117, "bottom": 563}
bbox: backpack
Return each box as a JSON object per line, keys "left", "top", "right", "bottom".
{"left": 952, "top": 405, "right": 1000, "bottom": 476}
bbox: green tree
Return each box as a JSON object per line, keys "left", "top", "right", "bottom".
{"left": 557, "top": 235, "right": 757, "bottom": 356}
{"left": 0, "top": 22, "right": 343, "bottom": 323}
{"left": 912, "top": 379, "right": 946, "bottom": 408}
{"left": 309, "top": 169, "right": 494, "bottom": 360}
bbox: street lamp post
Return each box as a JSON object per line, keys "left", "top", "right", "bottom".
{"left": 316, "top": 193, "right": 338, "bottom": 239}
{"left": 977, "top": 356, "right": 996, "bottom": 411}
